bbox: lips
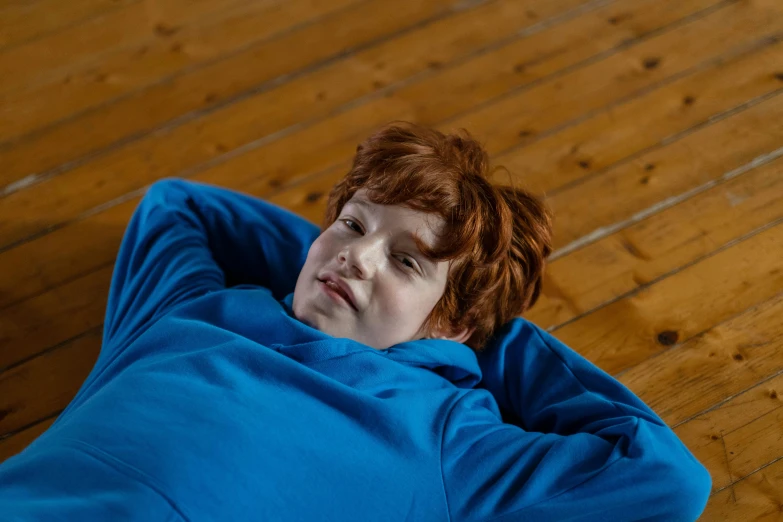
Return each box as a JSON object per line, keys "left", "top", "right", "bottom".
{"left": 318, "top": 274, "right": 357, "bottom": 310}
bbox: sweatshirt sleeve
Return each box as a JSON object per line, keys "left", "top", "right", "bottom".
{"left": 101, "top": 177, "right": 319, "bottom": 360}
{"left": 440, "top": 318, "right": 712, "bottom": 521}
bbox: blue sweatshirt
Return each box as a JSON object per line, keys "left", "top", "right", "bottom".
{"left": 0, "top": 178, "right": 711, "bottom": 521}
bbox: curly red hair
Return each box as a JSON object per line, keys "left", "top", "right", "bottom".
{"left": 322, "top": 121, "right": 553, "bottom": 352}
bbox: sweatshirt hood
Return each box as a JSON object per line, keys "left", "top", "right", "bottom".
{"left": 280, "top": 291, "right": 482, "bottom": 389}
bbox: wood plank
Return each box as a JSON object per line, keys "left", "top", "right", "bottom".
{"left": 620, "top": 292, "right": 783, "bottom": 431}
{"left": 0, "top": 198, "right": 134, "bottom": 309}
{"left": 526, "top": 145, "right": 783, "bottom": 328}
{"left": 0, "top": 0, "right": 764, "bottom": 249}
{"left": 673, "top": 370, "right": 783, "bottom": 494}
{"left": 0, "top": 3, "right": 778, "bottom": 519}
{"left": 0, "top": 330, "right": 100, "bottom": 436}
{"left": 351, "top": 0, "right": 724, "bottom": 130}
{"left": 0, "top": 0, "right": 137, "bottom": 51}
{"left": 721, "top": 405, "right": 783, "bottom": 492}
{"left": 0, "top": 0, "right": 360, "bottom": 144}
{"left": 553, "top": 221, "right": 783, "bottom": 375}
{"left": 444, "top": 0, "right": 783, "bottom": 155}
{"left": 701, "top": 456, "right": 783, "bottom": 520}
{"left": 583, "top": 293, "right": 783, "bottom": 501}
{"left": 627, "top": 293, "right": 783, "bottom": 500}
{"left": 265, "top": 164, "right": 350, "bottom": 225}
{"left": 491, "top": 31, "right": 783, "bottom": 199}
{"left": 493, "top": 48, "right": 783, "bottom": 251}
{"left": 0, "top": 417, "right": 56, "bottom": 465}
{"left": 246, "top": 3, "right": 783, "bottom": 259}
{"left": 0, "top": 0, "right": 266, "bottom": 96}
{"left": 2, "top": 78, "right": 783, "bottom": 327}
{"left": 543, "top": 90, "right": 783, "bottom": 255}
{"left": 0, "top": 0, "right": 586, "bottom": 194}
{"left": 0, "top": 267, "right": 111, "bottom": 369}
{"left": 2, "top": 70, "right": 783, "bottom": 365}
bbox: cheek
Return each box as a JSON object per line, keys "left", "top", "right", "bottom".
{"left": 296, "top": 243, "right": 325, "bottom": 285}
{"left": 380, "top": 284, "right": 431, "bottom": 318}
{"left": 306, "top": 235, "right": 333, "bottom": 265}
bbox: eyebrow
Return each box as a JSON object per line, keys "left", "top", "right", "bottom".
{"left": 346, "top": 198, "right": 436, "bottom": 265}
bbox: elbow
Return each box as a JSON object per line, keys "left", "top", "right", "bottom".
{"left": 672, "top": 459, "right": 712, "bottom": 521}
{"left": 653, "top": 449, "right": 712, "bottom": 521}
{"left": 629, "top": 420, "right": 712, "bottom": 521}
{"left": 142, "top": 178, "right": 195, "bottom": 210}
{"left": 146, "top": 177, "right": 188, "bottom": 197}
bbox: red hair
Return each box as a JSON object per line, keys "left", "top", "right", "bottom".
{"left": 322, "top": 121, "right": 553, "bottom": 352}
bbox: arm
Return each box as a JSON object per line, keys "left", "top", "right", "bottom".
{"left": 101, "top": 177, "right": 319, "bottom": 360}
{"left": 474, "top": 318, "right": 674, "bottom": 435}
{"left": 440, "top": 319, "right": 712, "bottom": 521}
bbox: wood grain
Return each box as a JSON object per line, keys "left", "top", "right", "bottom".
{"left": 0, "top": 417, "right": 56, "bottom": 464}
{"left": 492, "top": 32, "right": 783, "bottom": 200}
{"left": 529, "top": 105, "right": 783, "bottom": 326}
{"left": 0, "top": 0, "right": 137, "bottom": 51}
{"left": 447, "top": 0, "right": 783, "bottom": 159}
{"left": 701, "top": 455, "right": 783, "bottom": 520}
{"left": 553, "top": 221, "right": 782, "bottom": 375}
{"left": 625, "top": 291, "right": 783, "bottom": 436}
{"left": 1, "top": 1, "right": 781, "bottom": 517}
{"left": 0, "top": 0, "right": 372, "bottom": 143}
{"left": 673, "top": 367, "right": 783, "bottom": 497}
{"left": 0, "top": 0, "right": 265, "bottom": 96}
{"left": 2, "top": 0, "right": 753, "bottom": 248}
{"left": 0, "top": 330, "right": 101, "bottom": 436}
{"left": 0, "top": 0, "right": 525, "bottom": 185}
{"left": 2, "top": 93, "right": 781, "bottom": 366}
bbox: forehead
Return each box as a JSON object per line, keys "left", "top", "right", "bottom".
{"left": 344, "top": 189, "right": 445, "bottom": 244}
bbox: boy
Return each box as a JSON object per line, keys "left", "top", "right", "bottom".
{"left": 0, "top": 122, "right": 711, "bottom": 521}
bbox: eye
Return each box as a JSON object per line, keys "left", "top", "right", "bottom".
{"left": 340, "top": 219, "right": 363, "bottom": 234}
{"left": 398, "top": 256, "right": 418, "bottom": 273}
{"left": 399, "top": 256, "right": 419, "bottom": 275}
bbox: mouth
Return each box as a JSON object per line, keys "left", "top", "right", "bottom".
{"left": 318, "top": 279, "right": 357, "bottom": 311}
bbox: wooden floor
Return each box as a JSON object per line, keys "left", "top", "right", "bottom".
{"left": 1, "top": 0, "right": 781, "bottom": 518}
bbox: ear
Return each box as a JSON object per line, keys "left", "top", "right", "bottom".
{"left": 433, "top": 326, "right": 475, "bottom": 345}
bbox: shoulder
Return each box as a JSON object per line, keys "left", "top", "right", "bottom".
{"left": 444, "top": 388, "right": 504, "bottom": 430}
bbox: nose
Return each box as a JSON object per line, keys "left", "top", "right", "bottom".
{"left": 338, "top": 236, "right": 383, "bottom": 279}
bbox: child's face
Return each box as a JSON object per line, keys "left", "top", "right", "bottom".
{"left": 292, "top": 189, "right": 453, "bottom": 350}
